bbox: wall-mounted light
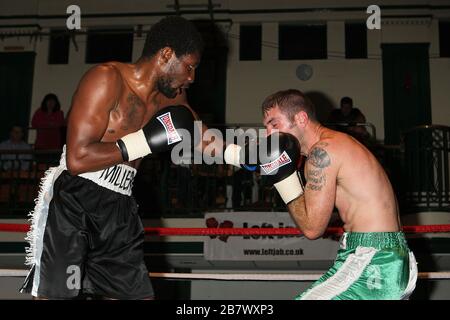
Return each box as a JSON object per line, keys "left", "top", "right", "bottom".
{"left": 296, "top": 64, "right": 313, "bottom": 81}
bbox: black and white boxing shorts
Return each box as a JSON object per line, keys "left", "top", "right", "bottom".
{"left": 21, "top": 148, "right": 154, "bottom": 299}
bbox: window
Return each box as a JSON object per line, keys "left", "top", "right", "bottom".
{"left": 439, "top": 21, "right": 450, "bottom": 58}
{"left": 279, "top": 24, "right": 327, "bottom": 60}
{"left": 240, "top": 24, "right": 262, "bottom": 61}
{"left": 48, "top": 29, "right": 70, "bottom": 64}
{"left": 345, "top": 23, "right": 367, "bottom": 59}
{"left": 85, "top": 28, "right": 134, "bottom": 63}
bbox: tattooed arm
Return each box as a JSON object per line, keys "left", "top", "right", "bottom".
{"left": 287, "top": 141, "right": 338, "bottom": 239}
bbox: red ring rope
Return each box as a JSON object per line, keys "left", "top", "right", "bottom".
{"left": 0, "top": 223, "right": 449, "bottom": 235}
{"left": 145, "top": 227, "right": 344, "bottom": 236}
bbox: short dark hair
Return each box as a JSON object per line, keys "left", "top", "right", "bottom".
{"left": 40, "top": 93, "right": 61, "bottom": 113}
{"left": 11, "top": 125, "right": 23, "bottom": 133}
{"left": 262, "top": 89, "right": 317, "bottom": 122}
{"left": 340, "top": 96, "right": 353, "bottom": 107}
{"left": 141, "top": 16, "right": 204, "bottom": 59}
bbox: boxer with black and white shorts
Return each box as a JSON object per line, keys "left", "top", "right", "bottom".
{"left": 20, "top": 16, "right": 204, "bottom": 299}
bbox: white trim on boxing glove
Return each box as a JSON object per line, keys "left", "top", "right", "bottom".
{"left": 224, "top": 144, "right": 242, "bottom": 168}
{"left": 117, "top": 129, "right": 152, "bottom": 161}
{"left": 274, "top": 171, "right": 304, "bottom": 204}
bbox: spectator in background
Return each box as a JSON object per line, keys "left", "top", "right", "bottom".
{"left": 32, "top": 93, "right": 65, "bottom": 150}
{"left": 231, "top": 168, "right": 253, "bottom": 209}
{"left": 327, "top": 96, "right": 370, "bottom": 144}
{"left": 0, "top": 126, "right": 33, "bottom": 171}
{"left": 328, "top": 96, "right": 366, "bottom": 125}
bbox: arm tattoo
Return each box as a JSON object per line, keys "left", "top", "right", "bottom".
{"left": 306, "top": 168, "right": 326, "bottom": 191}
{"left": 306, "top": 145, "right": 331, "bottom": 191}
{"left": 309, "top": 146, "right": 331, "bottom": 168}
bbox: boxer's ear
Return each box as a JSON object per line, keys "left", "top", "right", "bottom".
{"left": 159, "top": 47, "right": 174, "bottom": 64}
{"left": 295, "top": 111, "right": 309, "bottom": 128}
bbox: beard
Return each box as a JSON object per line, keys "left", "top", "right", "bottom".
{"left": 157, "top": 75, "right": 178, "bottom": 99}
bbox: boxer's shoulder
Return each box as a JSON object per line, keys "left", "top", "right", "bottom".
{"left": 317, "top": 129, "right": 354, "bottom": 155}
{"left": 76, "top": 63, "right": 123, "bottom": 99}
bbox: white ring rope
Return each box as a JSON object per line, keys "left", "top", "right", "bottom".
{"left": 0, "top": 269, "right": 28, "bottom": 277}
{"left": 0, "top": 269, "right": 449, "bottom": 280}
{"left": 150, "top": 272, "right": 324, "bottom": 281}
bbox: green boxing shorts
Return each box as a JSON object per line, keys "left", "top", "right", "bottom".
{"left": 296, "top": 232, "right": 417, "bottom": 300}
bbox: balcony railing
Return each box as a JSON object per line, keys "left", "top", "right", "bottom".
{"left": 400, "top": 125, "right": 450, "bottom": 213}
{"left": 1, "top": 124, "right": 448, "bottom": 217}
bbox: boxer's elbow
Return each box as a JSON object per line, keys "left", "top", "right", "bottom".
{"left": 302, "top": 228, "right": 323, "bottom": 240}
{"left": 66, "top": 152, "right": 86, "bottom": 176}
{"left": 66, "top": 159, "right": 83, "bottom": 176}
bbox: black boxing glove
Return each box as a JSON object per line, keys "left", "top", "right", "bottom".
{"left": 116, "top": 105, "right": 195, "bottom": 161}
{"left": 259, "top": 132, "right": 304, "bottom": 204}
{"left": 224, "top": 131, "right": 304, "bottom": 203}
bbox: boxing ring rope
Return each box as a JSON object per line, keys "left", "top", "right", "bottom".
{"left": 1, "top": 223, "right": 450, "bottom": 235}
{"left": 0, "top": 269, "right": 449, "bottom": 281}
{"left": 1, "top": 223, "right": 450, "bottom": 281}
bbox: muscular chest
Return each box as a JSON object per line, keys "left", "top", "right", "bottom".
{"left": 105, "top": 92, "right": 157, "bottom": 140}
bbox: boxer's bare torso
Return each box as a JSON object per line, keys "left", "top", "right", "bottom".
{"left": 285, "top": 126, "right": 401, "bottom": 237}
{"left": 264, "top": 105, "right": 400, "bottom": 237}
{"left": 306, "top": 127, "right": 401, "bottom": 233}
{"left": 66, "top": 55, "right": 197, "bottom": 174}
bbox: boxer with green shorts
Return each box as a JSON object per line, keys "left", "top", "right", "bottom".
{"left": 246, "top": 89, "right": 420, "bottom": 300}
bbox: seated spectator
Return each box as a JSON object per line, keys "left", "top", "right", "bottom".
{"left": 0, "top": 126, "right": 33, "bottom": 171}
{"left": 231, "top": 167, "right": 253, "bottom": 209}
{"left": 32, "top": 93, "right": 65, "bottom": 150}
{"left": 327, "top": 96, "right": 370, "bottom": 143}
